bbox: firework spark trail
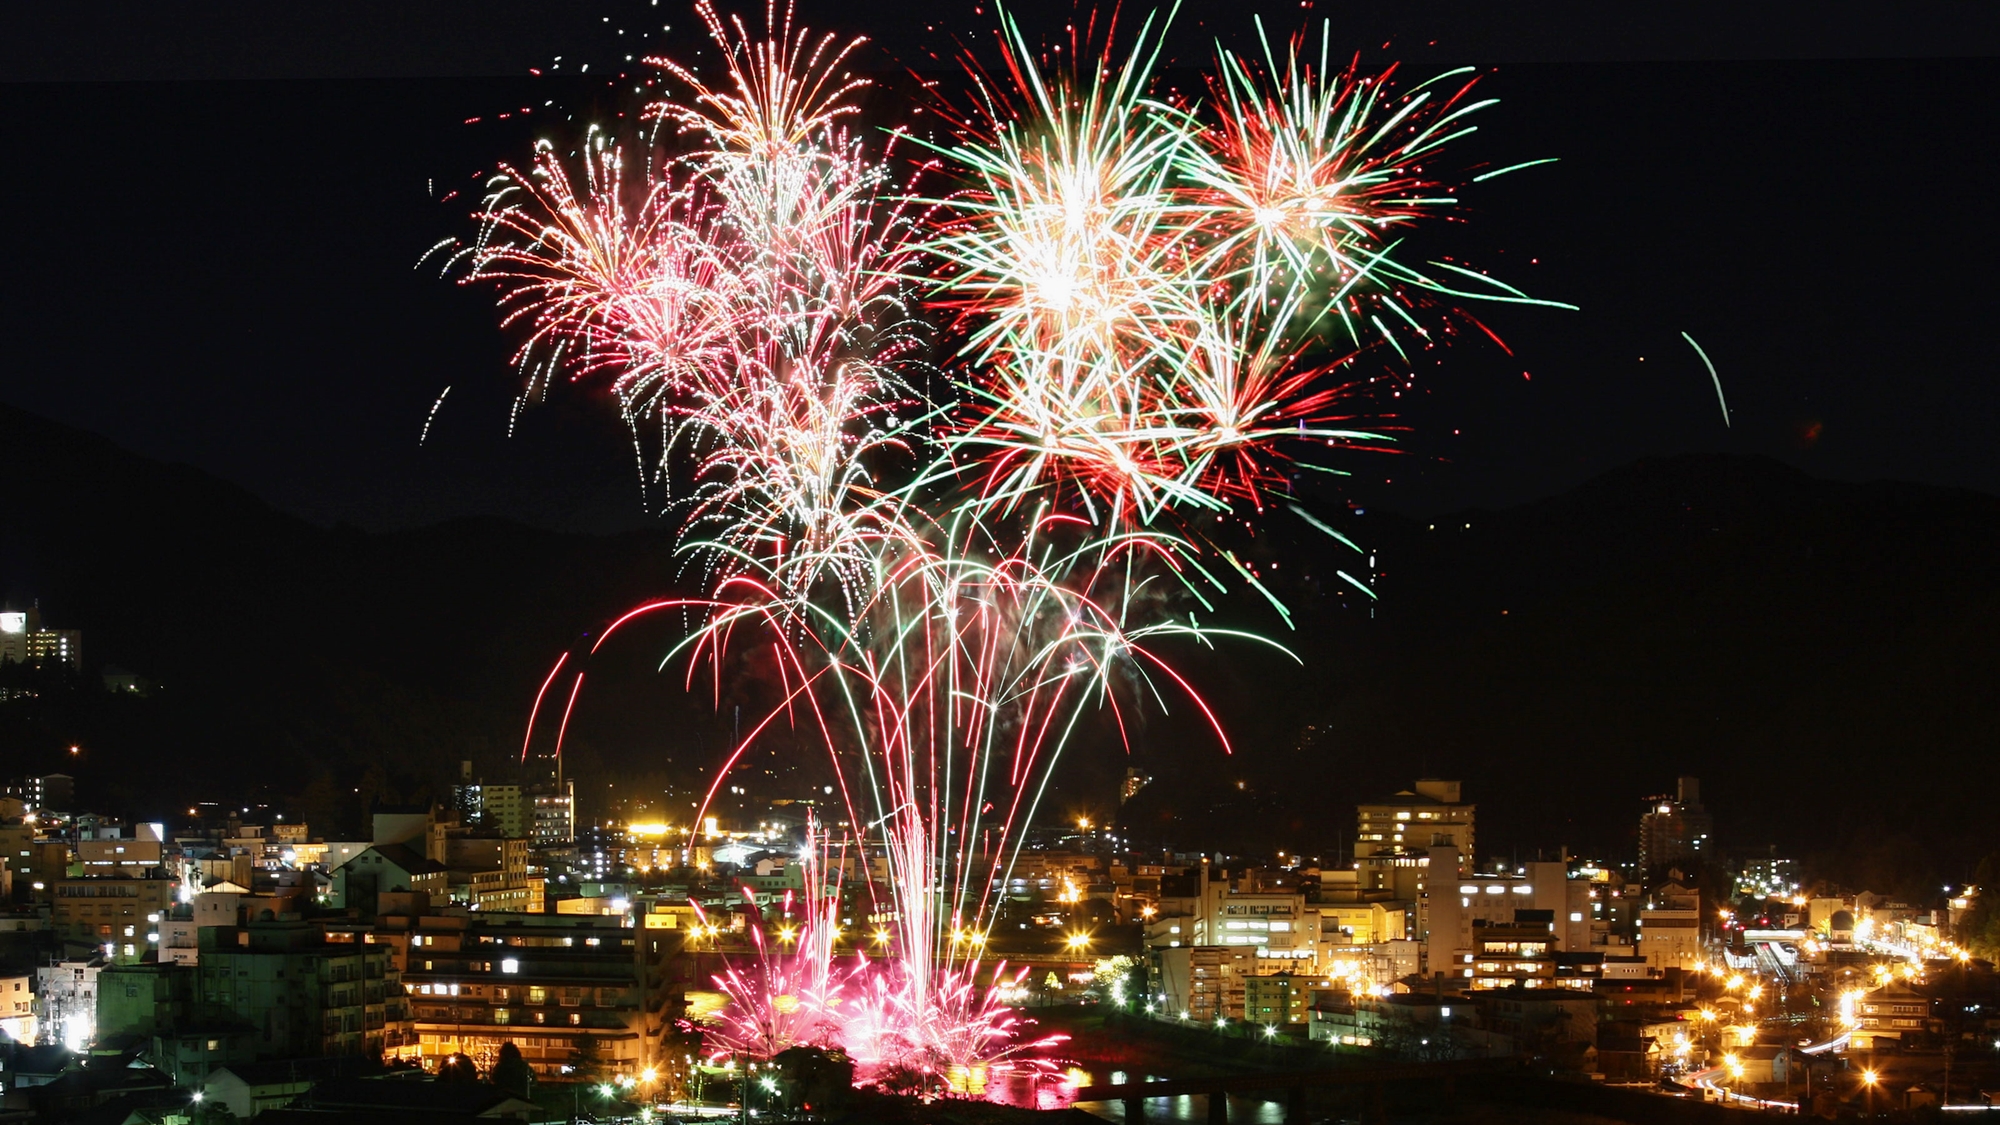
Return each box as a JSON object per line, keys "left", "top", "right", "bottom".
{"left": 418, "top": 385, "right": 451, "bottom": 444}
{"left": 1683, "top": 331, "right": 1729, "bottom": 427}
{"left": 698, "top": 816, "right": 852, "bottom": 1059}
{"left": 655, "top": 509, "right": 1279, "bottom": 1079}
{"left": 921, "top": 15, "right": 1573, "bottom": 523}
{"left": 457, "top": 0, "right": 1562, "bottom": 1087}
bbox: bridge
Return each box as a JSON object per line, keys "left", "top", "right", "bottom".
{"left": 1071, "top": 1056, "right": 1518, "bottom": 1123}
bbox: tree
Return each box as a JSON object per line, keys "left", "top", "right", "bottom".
{"left": 437, "top": 1052, "right": 480, "bottom": 1084}
{"left": 774, "top": 1045, "right": 853, "bottom": 1113}
{"left": 566, "top": 1034, "right": 604, "bottom": 1084}
{"left": 1955, "top": 854, "right": 2000, "bottom": 961}
{"left": 492, "top": 1041, "right": 535, "bottom": 1099}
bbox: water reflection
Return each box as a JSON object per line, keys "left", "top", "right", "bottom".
{"left": 983, "top": 1062, "right": 1290, "bottom": 1123}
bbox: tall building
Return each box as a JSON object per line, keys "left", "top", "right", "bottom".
{"left": 451, "top": 761, "right": 482, "bottom": 826}
{"left": 1355, "top": 779, "right": 1475, "bottom": 893}
{"left": 450, "top": 762, "right": 527, "bottom": 838}
{"left": 0, "top": 607, "right": 82, "bottom": 669}
{"left": 1638, "top": 777, "right": 1713, "bottom": 874}
{"left": 532, "top": 783, "right": 576, "bottom": 846}
{"left": 480, "top": 785, "right": 527, "bottom": 838}
{"left": 456, "top": 782, "right": 527, "bottom": 839}
{"left": 195, "top": 922, "right": 414, "bottom": 1059}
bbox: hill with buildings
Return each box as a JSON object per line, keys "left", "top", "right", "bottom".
{"left": 4, "top": 401, "right": 1997, "bottom": 885}
{"left": 0, "top": 401, "right": 702, "bottom": 830}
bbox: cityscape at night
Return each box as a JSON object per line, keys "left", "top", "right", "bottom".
{"left": 3, "top": 0, "right": 1998, "bottom": 1122}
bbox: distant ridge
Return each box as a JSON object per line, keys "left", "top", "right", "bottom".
{"left": 4, "top": 401, "right": 1997, "bottom": 888}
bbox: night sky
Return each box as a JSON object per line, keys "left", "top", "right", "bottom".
{"left": 4, "top": 0, "right": 1997, "bottom": 533}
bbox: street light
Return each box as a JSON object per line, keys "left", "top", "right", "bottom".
{"left": 1066, "top": 931, "right": 1092, "bottom": 952}
{"left": 1862, "top": 1068, "right": 1878, "bottom": 1116}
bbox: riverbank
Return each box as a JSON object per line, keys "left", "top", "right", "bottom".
{"left": 1017, "top": 1008, "right": 1791, "bottom": 1124}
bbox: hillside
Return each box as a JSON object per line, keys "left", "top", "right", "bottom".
{"left": 1116, "top": 455, "right": 2000, "bottom": 892}
{"left": 4, "top": 402, "right": 1997, "bottom": 886}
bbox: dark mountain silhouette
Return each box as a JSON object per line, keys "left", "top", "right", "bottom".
{"left": 0, "top": 400, "right": 708, "bottom": 829}
{"left": 1115, "top": 454, "right": 2000, "bottom": 895}
{"left": 4, "top": 401, "right": 1995, "bottom": 892}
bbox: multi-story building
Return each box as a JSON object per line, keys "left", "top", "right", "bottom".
{"left": 532, "top": 784, "right": 576, "bottom": 846}
{"left": 1736, "top": 848, "right": 1800, "bottom": 900}
{"left": 0, "top": 827, "right": 68, "bottom": 903}
{"left": 0, "top": 970, "right": 34, "bottom": 1043}
{"left": 96, "top": 961, "right": 194, "bottom": 1040}
{"left": 1418, "top": 849, "right": 1593, "bottom": 978}
{"left": 1637, "top": 777, "right": 1713, "bottom": 874}
{"left": 1154, "top": 944, "right": 1256, "bottom": 1022}
{"left": 1636, "top": 881, "right": 1702, "bottom": 973}
{"left": 53, "top": 873, "right": 177, "bottom": 961}
{"left": 0, "top": 608, "right": 82, "bottom": 669}
{"left": 159, "top": 884, "right": 250, "bottom": 966}
{"left": 1356, "top": 780, "right": 1475, "bottom": 866}
{"left": 1310, "top": 902, "right": 1407, "bottom": 954}
{"left": 1852, "top": 980, "right": 1932, "bottom": 1050}
{"left": 480, "top": 786, "right": 527, "bottom": 839}
{"left": 334, "top": 843, "right": 449, "bottom": 916}
{"left": 1307, "top": 993, "right": 1491, "bottom": 1054}
{"left": 35, "top": 956, "right": 104, "bottom": 1050}
{"left": 78, "top": 829, "right": 165, "bottom": 876}
{"left": 194, "top": 922, "right": 413, "bottom": 1059}
{"left": 451, "top": 762, "right": 528, "bottom": 839}
{"left": 1354, "top": 781, "right": 1475, "bottom": 898}
{"left": 391, "top": 912, "right": 681, "bottom": 1081}
{"left": 444, "top": 835, "right": 542, "bottom": 913}
{"left": 1243, "top": 973, "right": 1310, "bottom": 1027}
{"left": 1214, "top": 891, "right": 1308, "bottom": 957}
{"left": 1460, "top": 921, "right": 1609, "bottom": 991}
{"left": 1155, "top": 861, "right": 1311, "bottom": 957}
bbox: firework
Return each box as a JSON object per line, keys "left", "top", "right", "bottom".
{"left": 921, "top": 15, "right": 1572, "bottom": 522}
{"left": 697, "top": 818, "right": 851, "bottom": 1059}
{"left": 460, "top": 0, "right": 1561, "bottom": 1093}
